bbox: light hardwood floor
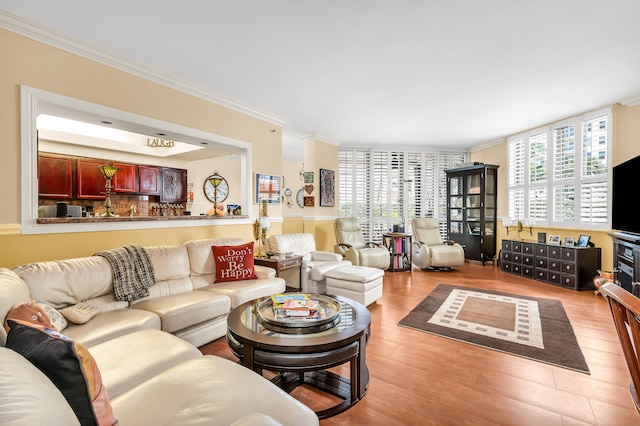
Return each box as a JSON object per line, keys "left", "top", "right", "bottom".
{"left": 199, "top": 261, "right": 640, "bottom": 425}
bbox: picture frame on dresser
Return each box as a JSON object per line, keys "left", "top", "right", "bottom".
{"left": 548, "top": 235, "right": 561, "bottom": 245}
{"left": 565, "top": 237, "right": 575, "bottom": 247}
{"left": 577, "top": 235, "right": 591, "bottom": 248}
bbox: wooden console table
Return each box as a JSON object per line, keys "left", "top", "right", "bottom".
{"left": 500, "top": 239, "right": 601, "bottom": 291}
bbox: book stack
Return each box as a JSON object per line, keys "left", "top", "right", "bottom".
{"left": 271, "top": 293, "right": 322, "bottom": 320}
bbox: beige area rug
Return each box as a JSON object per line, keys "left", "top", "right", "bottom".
{"left": 398, "top": 284, "right": 590, "bottom": 374}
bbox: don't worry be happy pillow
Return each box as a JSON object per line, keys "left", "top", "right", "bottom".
{"left": 212, "top": 242, "right": 258, "bottom": 283}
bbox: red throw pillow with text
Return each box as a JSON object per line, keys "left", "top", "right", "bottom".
{"left": 212, "top": 242, "right": 258, "bottom": 283}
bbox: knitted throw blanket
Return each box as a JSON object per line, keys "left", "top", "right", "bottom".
{"left": 95, "top": 245, "right": 155, "bottom": 302}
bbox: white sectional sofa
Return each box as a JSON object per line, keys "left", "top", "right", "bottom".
{"left": 0, "top": 237, "right": 319, "bottom": 425}
{"left": 12, "top": 237, "right": 284, "bottom": 347}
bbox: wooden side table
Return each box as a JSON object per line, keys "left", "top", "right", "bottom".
{"left": 254, "top": 255, "right": 303, "bottom": 290}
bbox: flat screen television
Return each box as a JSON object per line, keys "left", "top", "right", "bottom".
{"left": 612, "top": 154, "right": 640, "bottom": 236}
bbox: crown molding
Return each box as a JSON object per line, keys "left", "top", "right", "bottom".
{"left": 620, "top": 94, "right": 640, "bottom": 107}
{"left": 0, "top": 10, "right": 287, "bottom": 127}
{"left": 297, "top": 132, "right": 341, "bottom": 146}
{"left": 468, "top": 138, "right": 506, "bottom": 152}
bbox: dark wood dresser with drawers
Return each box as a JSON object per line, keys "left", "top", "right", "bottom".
{"left": 500, "top": 239, "right": 601, "bottom": 291}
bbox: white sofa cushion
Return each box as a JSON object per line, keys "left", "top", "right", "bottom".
{"left": 89, "top": 329, "right": 201, "bottom": 398}
{"left": 109, "top": 356, "right": 319, "bottom": 426}
{"left": 12, "top": 256, "right": 113, "bottom": 307}
{"left": 184, "top": 237, "right": 244, "bottom": 277}
{"left": 231, "top": 413, "right": 284, "bottom": 426}
{"left": 0, "top": 347, "right": 81, "bottom": 425}
{"left": 268, "top": 233, "right": 316, "bottom": 255}
{"left": 130, "top": 291, "right": 230, "bottom": 333}
{"left": 145, "top": 244, "right": 192, "bottom": 283}
{"left": 0, "top": 268, "right": 30, "bottom": 345}
{"left": 62, "top": 308, "right": 161, "bottom": 347}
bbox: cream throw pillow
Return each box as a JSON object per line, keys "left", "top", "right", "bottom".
{"left": 36, "top": 302, "right": 68, "bottom": 331}
{"left": 60, "top": 302, "right": 100, "bottom": 324}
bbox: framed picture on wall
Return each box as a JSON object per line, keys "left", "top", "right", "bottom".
{"left": 303, "top": 172, "right": 314, "bottom": 183}
{"left": 255, "top": 173, "right": 280, "bottom": 204}
{"left": 304, "top": 196, "right": 314, "bottom": 207}
{"left": 319, "top": 168, "right": 335, "bottom": 207}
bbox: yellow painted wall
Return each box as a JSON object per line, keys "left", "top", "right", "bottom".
{"left": 281, "top": 159, "right": 304, "bottom": 233}
{"left": 612, "top": 103, "right": 640, "bottom": 166}
{"left": 0, "top": 29, "right": 282, "bottom": 268}
{"left": 302, "top": 137, "right": 339, "bottom": 252}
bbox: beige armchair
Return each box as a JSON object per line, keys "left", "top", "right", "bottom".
{"left": 268, "top": 233, "right": 351, "bottom": 294}
{"left": 412, "top": 218, "right": 465, "bottom": 270}
{"left": 333, "top": 218, "right": 390, "bottom": 270}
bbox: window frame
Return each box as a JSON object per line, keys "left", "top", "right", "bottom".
{"left": 507, "top": 107, "right": 611, "bottom": 231}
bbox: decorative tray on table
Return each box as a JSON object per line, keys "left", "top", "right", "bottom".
{"left": 254, "top": 293, "right": 341, "bottom": 334}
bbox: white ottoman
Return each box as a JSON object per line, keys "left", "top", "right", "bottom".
{"left": 325, "top": 265, "right": 384, "bottom": 307}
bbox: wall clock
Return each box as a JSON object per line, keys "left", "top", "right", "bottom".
{"left": 296, "top": 188, "right": 305, "bottom": 208}
{"left": 284, "top": 188, "right": 293, "bottom": 207}
{"left": 203, "top": 173, "right": 229, "bottom": 203}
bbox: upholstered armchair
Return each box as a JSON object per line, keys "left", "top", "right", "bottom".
{"left": 412, "top": 218, "right": 465, "bottom": 270}
{"left": 333, "top": 218, "right": 390, "bottom": 270}
{"left": 267, "top": 233, "right": 351, "bottom": 294}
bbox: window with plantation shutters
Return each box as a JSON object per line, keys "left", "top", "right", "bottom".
{"left": 529, "top": 133, "right": 547, "bottom": 183}
{"left": 529, "top": 187, "right": 546, "bottom": 220}
{"left": 580, "top": 114, "right": 609, "bottom": 224}
{"left": 509, "top": 138, "right": 525, "bottom": 187}
{"left": 371, "top": 151, "right": 390, "bottom": 243}
{"left": 553, "top": 184, "right": 575, "bottom": 223}
{"left": 507, "top": 137, "right": 526, "bottom": 220}
{"left": 338, "top": 148, "right": 467, "bottom": 241}
{"left": 338, "top": 149, "right": 371, "bottom": 237}
{"left": 406, "top": 152, "right": 422, "bottom": 220}
{"left": 506, "top": 107, "right": 610, "bottom": 231}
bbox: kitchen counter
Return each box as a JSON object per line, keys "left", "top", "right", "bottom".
{"left": 36, "top": 215, "right": 248, "bottom": 224}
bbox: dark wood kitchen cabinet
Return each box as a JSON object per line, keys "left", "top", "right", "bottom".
{"left": 38, "top": 154, "right": 73, "bottom": 198}
{"left": 160, "top": 167, "right": 187, "bottom": 202}
{"left": 138, "top": 165, "right": 160, "bottom": 195}
{"left": 77, "top": 158, "right": 107, "bottom": 199}
{"left": 113, "top": 163, "right": 137, "bottom": 193}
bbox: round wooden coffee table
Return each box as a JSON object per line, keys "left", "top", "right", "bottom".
{"left": 226, "top": 295, "right": 371, "bottom": 419}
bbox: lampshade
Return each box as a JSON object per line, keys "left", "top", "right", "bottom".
{"left": 259, "top": 217, "right": 271, "bottom": 230}
{"left": 99, "top": 162, "right": 119, "bottom": 179}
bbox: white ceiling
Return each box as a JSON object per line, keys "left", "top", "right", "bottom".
{"left": 2, "top": 1, "right": 640, "bottom": 160}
